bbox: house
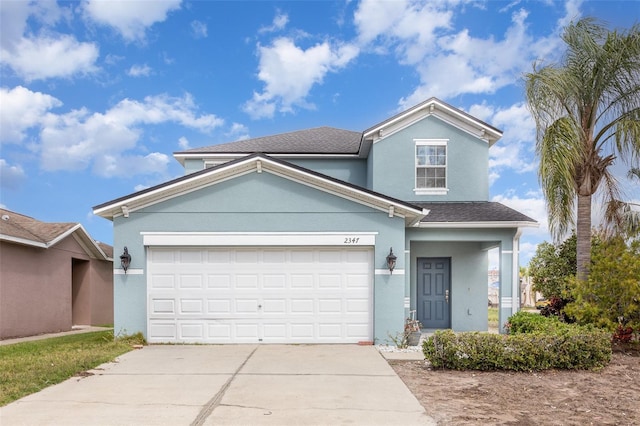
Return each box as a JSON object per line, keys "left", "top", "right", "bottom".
{"left": 0, "top": 209, "right": 113, "bottom": 340}
{"left": 93, "top": 98, "right": 537, "bottom": 344}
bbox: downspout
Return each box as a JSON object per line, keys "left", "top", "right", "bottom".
{"left": 512, "top": 228, "right": 523, "bottom": 316}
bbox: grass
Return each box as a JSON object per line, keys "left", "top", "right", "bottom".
{"left": 488, "top": 307, "right": 499, "bottom": 329}
{"left": 0, "top": 330, "right": 143, "bottom": 406}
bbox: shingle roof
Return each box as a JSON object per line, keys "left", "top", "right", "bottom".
{"left": 0, "top": 208, "right": 113, "bottom": 259}
{"left": 177, "top": 126, "right": 362, "bottom": 154}
{"left": 412, "top": 202, "right": 537, "bottom": 224}
{"left": 0, "top": 209, "right": 77, "bottom": 244}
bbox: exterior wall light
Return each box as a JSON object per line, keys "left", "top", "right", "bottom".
{"left": 386, "top": 247, "right": 397, "bottom": 274}
{"left": 120, "top": 247, "right": 131, "bottom": 273}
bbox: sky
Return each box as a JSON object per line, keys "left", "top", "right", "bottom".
{"left": 1, "top": 0, "right": 638, "bottom": 267}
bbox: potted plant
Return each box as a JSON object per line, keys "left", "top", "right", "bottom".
{"left": 405, "top": 314, "right": 422, "bottom": 346}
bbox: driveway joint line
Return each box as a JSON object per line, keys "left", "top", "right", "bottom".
{"left": 190, "top": 345, "right": 259, "bottom": 426}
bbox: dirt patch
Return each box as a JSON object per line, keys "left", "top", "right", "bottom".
{"left": 389, "top": 347, "right": 640, "bottom": 425}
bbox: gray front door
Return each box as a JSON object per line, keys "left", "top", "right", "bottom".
{"left": 417, "top": 258, "right": 451, "bottom": 329}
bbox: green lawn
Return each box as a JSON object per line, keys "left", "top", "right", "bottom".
{"left": 0, "top": 331, "right": 141, "bottom": 406}
{"left": 488, "top": 307, "right": 499, "bottom": 329}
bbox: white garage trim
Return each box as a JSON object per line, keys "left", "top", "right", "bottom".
{"left": 146, "top": 246, "right": 374, "bottom": 344}
{"left": 142, "top": 232, "right": 377, "bottom": 246}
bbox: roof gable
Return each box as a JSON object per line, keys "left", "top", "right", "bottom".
{"left": 363, "top": 98, "right": 502, "bottom": 146}
{"left": 0, "top": 209, "right": 112, "bottom": 260}
{"left": 94, "top": 154, "right": 427, "bottom": 225}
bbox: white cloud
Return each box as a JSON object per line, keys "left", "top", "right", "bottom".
{"left": 259, "top": 12, "right": 289, "bottom": 34}
{"left": 82, "top": 0, "right": 181, "bottom": 42}
{"left": 190, "top": 20, "right": 208, "bottom": 38}
{"left": 93, "top": 152, "right": 170, "bottom": 178}
{"left": 127, "top": 64, "right": 152, "bottom": 77}
{"left": 2, "top": 35, "right": 99, "bottom": 82}
{"left": 178, "top": 136, "right": 190, "bottom": 150}
{"left": 0, "top": 1, "right": 99, "bottom": 81}
{"left": 226, "top": 122, "right": 250, "bottom": 141}
{"left": 26, "top": 92, "right": 223, "bottom": 175}
{"left": 492, "top": 193, "right": 548, "bottom": 237}
{"left": 243, "top": 38, "right": 359, "bottom": 119}
{"left": 0, "top": 86, "right": 62, "bottom": 143}
{"left": 0, "top": 159, "right": 26, "bottom": 189}
{"left": 487, "top": 102, "right": 537, "bottom": 173}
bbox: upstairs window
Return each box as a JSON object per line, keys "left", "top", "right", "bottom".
{"left": 415, "top": 139, "right": 448, "bottom": 195}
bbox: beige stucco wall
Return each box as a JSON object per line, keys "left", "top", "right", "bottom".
{"left": 0, "top": 237, "right": 113, "bottom": 340}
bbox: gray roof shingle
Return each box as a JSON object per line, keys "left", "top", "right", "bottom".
{"left": 0, "top": 209, "right": 77, "bottom": 244}
{"left": 177, "top": 126, "right": 362, "bottom": 154}
{"left": 412, "top": 202, "right": 537, "bottom": 223}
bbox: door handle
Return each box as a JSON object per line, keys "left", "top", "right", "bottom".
{"left": 445, "top": 290, "right": 449, "bottom": 304}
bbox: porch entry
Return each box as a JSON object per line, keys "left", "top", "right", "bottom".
{"left": 417, "top": 257, "right": 451, "bottom": 329}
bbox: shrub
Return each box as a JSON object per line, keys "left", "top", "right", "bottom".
{"left": 424, "top": 317, "right": 611, "bottom": 371}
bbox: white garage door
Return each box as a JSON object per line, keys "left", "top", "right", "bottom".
{"left": 147, "top": 247, "right": 373, "bottom": 344}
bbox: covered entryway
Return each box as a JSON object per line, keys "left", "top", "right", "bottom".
{"left": 147, "top": 246, "right": 373, "bottom": 344}
{"left": 417, "top": 257, "right": 451, "bottom": 329}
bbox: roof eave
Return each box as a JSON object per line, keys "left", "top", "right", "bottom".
{"left": 417, "top": 221, "right": 539, "bottom": 228}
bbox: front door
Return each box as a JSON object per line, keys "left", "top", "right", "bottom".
{"left": 417, "top": 257, "right": 451, "bottom": 329}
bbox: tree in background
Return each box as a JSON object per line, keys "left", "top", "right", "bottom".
{"left": 529, "top": 234, "right": 576, "bottom": 299}
{"left": 525, "top": 18, "right": 640, "bottom": 281}
{"left": 529, "top": 235, "right": 577, "bottom": 321}
{"left": 564, "top": 235, "right": 640, "bottom": 336}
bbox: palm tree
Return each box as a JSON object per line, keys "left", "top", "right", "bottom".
{"left": 525, "top": 18, "right": 640, "bottom": 280}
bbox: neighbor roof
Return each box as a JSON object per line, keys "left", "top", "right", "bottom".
{"left": 177, "top": 126, "right": 362, "bottom": 155}
{"left": 0, "top": 208, "right": 112, "bottom": 260}
{"left": 414, "top": 202, "right": 538, "bottom": 227}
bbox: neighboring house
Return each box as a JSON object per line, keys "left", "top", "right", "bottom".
{"left": 0, "top": 209, "right": 113, "bottom": 340}
{"left": 94, "top": 97, "right": 537, "bottom": 344}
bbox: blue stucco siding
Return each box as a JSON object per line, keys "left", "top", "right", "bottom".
{"left": 111, "top": 170, "right": 407, "bottom": 342}
{"left": 287, "top": 158, "right": 367, "bottom": 187}
{"left": 407, "top": 227, "right": 519, "bottom": 332}
{"left": 409, "top": 241, "right": 489, "bottom": 332}
{"left": 370, "top": 115, "right": 489, "bottom": 201}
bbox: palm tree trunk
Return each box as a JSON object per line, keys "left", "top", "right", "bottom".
{"left": 576, "top": 194, "right": 592, "bottom": 281}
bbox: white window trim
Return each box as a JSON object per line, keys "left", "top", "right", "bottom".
{"left": 414, "top": 139, "right": 448, "bottom": 195}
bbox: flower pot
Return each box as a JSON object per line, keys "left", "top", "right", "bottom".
{"left": 407, "top": 331, "right": 421, "bottom": 346}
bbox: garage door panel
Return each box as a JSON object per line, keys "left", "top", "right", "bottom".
{"left": 151, "top": 275, "right": 175, "bottom": 289}
{"left": 207, "top": 299, "right": 231, "bottom": 313}
{"left": 151, "top": 299, "right": 175, "bottom": 314}
{"left": 148, "top": 246, "right": 372, "bottom": 344}
{"left": 149, "top": 322, "right": 176, "bottom": 340}
{"left": 179, "top": 275, "right": 202, "bottom": 289}
{"left": 179, "top": 299, "right": 203, "bottom": 314}
{"left": 207, "top": 275, "right": 231, "bottom": 289}
{"left": 291, "top": 274, "right": 314, "bottom": 288}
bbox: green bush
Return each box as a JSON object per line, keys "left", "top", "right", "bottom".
{"left": 423, "top": 318, "right": 611, "bottom": 371}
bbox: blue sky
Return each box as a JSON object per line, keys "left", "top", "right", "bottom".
{"left": 1, "top": 0, "right": 638, "bottom": 267}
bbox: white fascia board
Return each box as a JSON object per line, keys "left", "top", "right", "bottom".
{"left": 0, "top": 234, "right": 47, "bottom": 248}
{"left": 174, "top": 152, "right": 362, "bottom": 166}
{"left": 416, "top": 221, "right": 539, "bottom": 229}
{"left": 93, "top": 159, "right": 257, "bottom": 218}
{"left": 47, "top": 224, "right": 82, "bottom": 247}
{"left": 364, "top": 100, "right": 502, "bottom": 145}
{"left": 263, "top": 162, "right": 423, "bottom": 219}
{"left": 142, "top": 232, "right": 378, "bottom": 246}
{"left": 94, "top": 155, "right": 424, "bottom": 222}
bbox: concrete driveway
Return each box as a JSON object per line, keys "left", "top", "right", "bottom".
{"left": 0, "top": 344, "right": 434, "bottom": 425}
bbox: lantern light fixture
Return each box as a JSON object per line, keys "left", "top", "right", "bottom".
{"left": 120, "top": 247, "right": 131, "bottom": 274}
{"left": 386, "top": 247, "right": 397, "bottom": 274}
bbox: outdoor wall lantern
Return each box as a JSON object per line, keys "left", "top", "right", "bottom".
{"left": 386, "top": 247, "right": 397, "bottom": 274}
{"left": 120, "top": 247, "right": 131, "bottom": 274}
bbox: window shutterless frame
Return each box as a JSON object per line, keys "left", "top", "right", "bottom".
{"left": 414, "top": 139, "right": 448, "bottom": 195}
